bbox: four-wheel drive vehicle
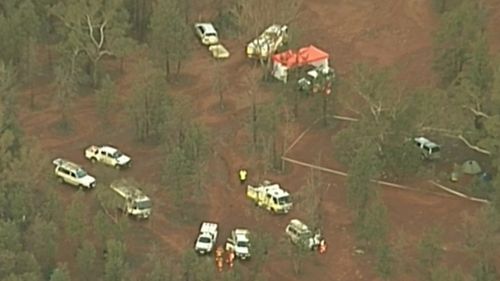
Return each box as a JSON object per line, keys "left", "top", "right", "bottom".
{"left": 52, "top": 158, "right": 96, "bottom": 189}
{"left": 247, "top": 180, "right": 292, "bottom": 214}
{"left": 85, "top": 145, "right": 131, "bottom": 169}
{"left": 246, "top": 24, "right": 288, "bottom": 59}
{"left": 297, "top": 65, "right": 336, "bottom": 95}
{"left": 413, "top": 137, "right": 441, "bottom": 160}
{"left": 208, "top": 44, "right": 230, "bottom": 59}
{"left": 285, "top": 219, "right": 325, "bottom": 250}
{"left": 194, "top": 23, "right": 219, "bottom": 45}
{"left": 110, "top": 179, "right": 152, "bottom": 219}
{"left": 194, "top": 222, "right": 218, "bottom": 254}
{"left": 225, "top": 228, "right": 251, "bottom": 260}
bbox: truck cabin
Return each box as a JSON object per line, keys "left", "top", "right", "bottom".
{"left": 198, "top": 235, "right": 212, "bottom": 244}
{"left": 131, "top": 198, "right": 152, "bottom": 211}
{"left": 266, "top": 191, "right": 291, "bottom": 207}
{"left": 101, "top": 146, "right": 123, "bottom": 159}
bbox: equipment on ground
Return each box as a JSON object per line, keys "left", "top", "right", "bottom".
{"left": 297, "top": 65, "right": 336, "bottom": 95}
{"left": 246, "top": 180, "right": 292, "bottom": 214}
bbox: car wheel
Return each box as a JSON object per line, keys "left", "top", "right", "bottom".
{"left": 91, "top": 158, "right": 97, "bottom": 163}
{"left": 114, "top": 164, "right": 120, "bottom": 170}
{"left": 58, "top": 177, "right": 64, "bottom": 184}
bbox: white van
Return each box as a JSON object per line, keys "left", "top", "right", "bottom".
{"left": 414, "top": 137, "right": 441, "bottom": 160}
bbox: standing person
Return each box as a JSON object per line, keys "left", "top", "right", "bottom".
{"left": 238, "top": 169, "right": 248, "bottom": 185}
{"left": 215, "top": 246, "right": 224, "bottom": 272}
{"left": 226, "top": 248, "right": 235, "bottom": 268}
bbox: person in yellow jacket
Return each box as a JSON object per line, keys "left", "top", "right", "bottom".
{"left": 238, "top": 169, "right": 248, "bottom": 185}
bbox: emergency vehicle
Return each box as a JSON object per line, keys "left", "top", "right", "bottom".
{"left": 246, "top": 180, "right": 292, "bottom": 214}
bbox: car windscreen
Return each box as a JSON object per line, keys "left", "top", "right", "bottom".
{"left": 206, "top": 32, "right": 217, "bottom": 37}
{"left": 237, "top": 241, "right": 248, "bottom": 248}
{"left": 198, "top": 236, "right": 211, "bottom": 243}
{"left": 112, "top": 151, "right": 123, "bottom": 158}
{"left": 430, "top": 146, "right": 440, "bottom": 153}
{"left": 136, "top": 200, "right": 152, "bottom": 210}
{"left": 278, "top": 196, "right": 291, "bottom": 204}
{"left": 75, "top": 169, "right": 87, "bottom": 178}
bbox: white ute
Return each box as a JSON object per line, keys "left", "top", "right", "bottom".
{"left": 110, "top": 179, "right": 152, "bottom": 219}
{"left": 52, "top": 158, "right": 96, "bottom": 189}
{"left": 225, "top": 228, "right": 251, "bottom": 260}
{"left": 85, "top": 145, "right": 131, "bottom": 169}
{"left": 194, "top": 222, "right": 218, "bottom": 255}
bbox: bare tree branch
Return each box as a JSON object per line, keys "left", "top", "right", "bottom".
{"left": 466, "top": 106, "right": 490, "bottom": 119}
{"left": 458, "top": 134, "right": 491, "bottom": 155}
{"left": 420, "top": 126, "right": 492, "bottom": 155}
{"left": 86, "top": 15, "right": 99, "bottom": 49}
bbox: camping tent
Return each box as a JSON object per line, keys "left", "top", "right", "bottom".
{"left": 461, "top": 160, "right": 482, "bottom": 175}
{"left": 271, "top": 45, "right": 329, "bottom": 82}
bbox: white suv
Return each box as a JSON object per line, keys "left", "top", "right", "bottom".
{"left": 194, "top": 23, "right": 219, "bottom": 45}
{"left": 52, "top": 158, "right": 96, "bottom": 189}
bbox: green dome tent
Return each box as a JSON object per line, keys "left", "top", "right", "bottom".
{"left": 461, "top": 160, "right": 482, "bottom": 175}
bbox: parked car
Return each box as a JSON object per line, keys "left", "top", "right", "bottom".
{"left": 52, "top": 158, "right": 96, "bottom": 189}
{"left": 194, "top": 23, "right": 219, "bottom": 45}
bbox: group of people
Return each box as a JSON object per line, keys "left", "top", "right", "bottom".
{"left": 215, "top": 246, "right": 235, "bottom": 272}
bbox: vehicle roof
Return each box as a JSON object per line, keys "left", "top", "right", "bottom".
{"left": 56, "top": 159, "right": 83, "bottom": 171}
{"left": 264, "top": 184, "right": 290, "bottom": 197}
{"left": 234, "top": 229, "right": 249, "bottom": 241}
{"left": 194, "top": 23, "right": 217, "bottom": 34}
{"left": 288, "top": 219, "right": 311, "bottom": 234}
{"left": 414, "top": 137, "right": 440, "bottom": 148}
{"left": 100, "top": 145, "right": 118, "bottom": 153}
{"left": 262, "top": 24, "right": 286, "bottom": 35}
{"left": 110, "top": 179, "right": 148, "bottom": 200}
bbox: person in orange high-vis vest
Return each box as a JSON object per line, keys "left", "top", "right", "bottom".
{"left": 226, "top": 248, "right": 235, "bottom": 268}
{"left": 319, "top": 239, "right": 327, "bottom": 254}
{"left": 215, "top": 246, "right": 224, "bottom": 272}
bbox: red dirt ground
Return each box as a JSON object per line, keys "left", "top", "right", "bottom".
{"left": 17, "top": 0, "right": 500, "bottom": 280}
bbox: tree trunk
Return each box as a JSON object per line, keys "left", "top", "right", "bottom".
{"left": 176, "top": 61, "right": 181, "bottom": 74}
{"left": 92, "top": 60, "right": 99, "bottom": 88}
{"left": 219, "top": 90, "right": 224, "bottom": 111}
{"left": 165, "top": 58, "right": 170, "bottom": 78}
{"left": 120, "top": 57, "right": 124, "bottom": 73}
{"left": 322, "top": 94, "right": 328, "bottom": 126}
{"left": 27, "top": 39, "right": 35, "bottom": 110}
{"left": 252, "top": 99, "right": 257, "bottom": 146}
